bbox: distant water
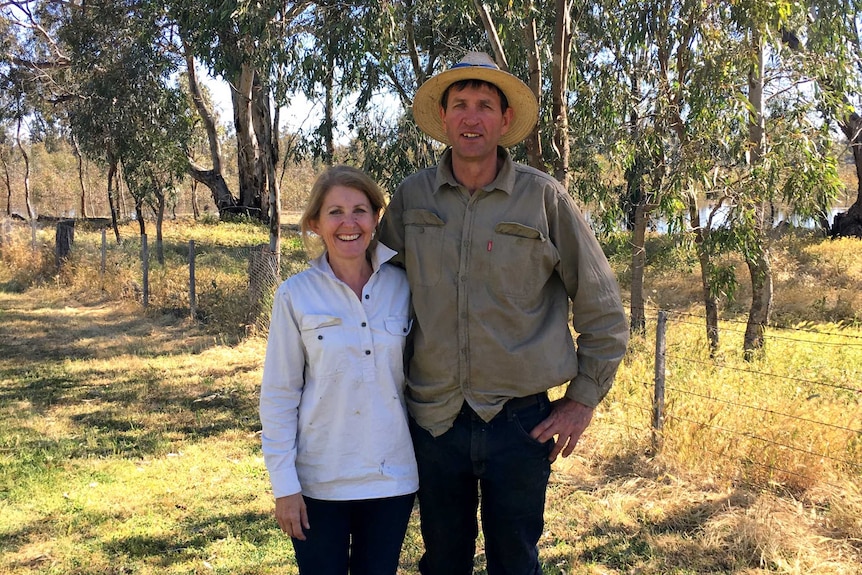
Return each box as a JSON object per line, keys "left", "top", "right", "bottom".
{"left": 649, "top": 205, "right": 848, "bottom": 234}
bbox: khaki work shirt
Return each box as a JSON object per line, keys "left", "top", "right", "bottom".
{"left": 378, "top": 148, "right": 629, "bottom": 437}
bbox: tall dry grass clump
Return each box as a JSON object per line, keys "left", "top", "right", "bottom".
{"left": 0, "top": 225, "right": 57, "bottom": 291}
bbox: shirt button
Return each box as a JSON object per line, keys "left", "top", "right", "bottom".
{"left": 365, "top": 350, "right": 371, "bottom": 355}
{"left": 317, "top": 335, "right": 323, "bottom": 340}
{"left": 361, "top": 322, "right": 367, "bottom": 327}
{"left": 364, "top": 294, "right": 370, "bottom": 300}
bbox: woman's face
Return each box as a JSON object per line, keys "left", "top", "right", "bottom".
{"left": 310, "top": 185, "right": 378, "bottom": 266}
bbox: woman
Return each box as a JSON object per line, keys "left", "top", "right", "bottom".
{"left": 260, "top": 165, "right": 417, "bottom": 575}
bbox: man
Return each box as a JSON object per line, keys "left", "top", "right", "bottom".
{"left": 378, "top": 52, "right": 629, "bottom": 575}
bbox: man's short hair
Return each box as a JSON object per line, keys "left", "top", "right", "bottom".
{"left": 440, "top": 80, "right": 510, "bottom": 113}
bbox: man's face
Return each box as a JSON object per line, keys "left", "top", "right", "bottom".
{"left": 439, "top": 83, "right": 513, "bottom": 163}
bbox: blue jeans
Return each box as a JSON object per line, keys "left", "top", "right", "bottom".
{"left": 291, "top": 493, "right": 415, "bottom": 575}
{"left": 411, "top": 393, "right": 554, "bottom": 575}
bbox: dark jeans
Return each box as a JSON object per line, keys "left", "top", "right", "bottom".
{"left": 291, "top": 493, "right": 415, "bottom": 575}
{"left": 411, "top": 393, "right": 554, "bottom": 575}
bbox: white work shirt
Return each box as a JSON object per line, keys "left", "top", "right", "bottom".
{"left": 260, "top": 242, "right": 418, "bottom": 500}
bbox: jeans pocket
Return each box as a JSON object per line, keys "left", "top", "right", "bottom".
{"left": 510, "top": 398, "right": 554, "bottom": 454}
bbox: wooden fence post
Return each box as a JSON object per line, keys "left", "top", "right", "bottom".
{"left": 652, "top": 310, "right": 667, "bottom": 454}
{"left": 189, "top": 240, "right": 196, "bottom": 319}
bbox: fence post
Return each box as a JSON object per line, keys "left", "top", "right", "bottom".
{"left": 141, "top": 233, "right": 149, "bottom": 308}
{"left": 652, "top": 310, "right": 667, "bottom": 454}
{"left": 189, "top": 240, "right": 196, "bottom": 319}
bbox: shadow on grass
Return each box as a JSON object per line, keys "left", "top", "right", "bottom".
{"left": 0, "top": 302, "right": 218, "bottom": 363}
{"left": 100, "top": 510, "right": 279, "bottom": 567}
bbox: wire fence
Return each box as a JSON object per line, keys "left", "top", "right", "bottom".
{"left": 614, "top": 305, "right": 862, "bottom": 492}
{"left": 3, "top": 217, "right": 861, "bottom": 492}
{"left": 0, "top": 217, "right": 309, "bottom": 337}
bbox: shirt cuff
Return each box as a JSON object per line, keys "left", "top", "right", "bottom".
{"left": 564, "top": 373, "right": 611, "bottom": 408}
{"left": 267, "top": 466, "right": 301, "bottom": 499}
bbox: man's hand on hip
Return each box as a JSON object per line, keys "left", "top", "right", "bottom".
{"left": 529, "top": 397, "right": 594, "bottom": 462}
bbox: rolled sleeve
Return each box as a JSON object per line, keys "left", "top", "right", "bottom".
{"left": 553, "top": 192, "right": 629, "bottom": 408}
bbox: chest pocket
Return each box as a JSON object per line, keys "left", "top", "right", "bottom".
{"left": 491, "top": 222, "right": 547, "bottom": 298}
{"left": 403, "top": 209, "right": 445, "bottom": 287}
{"left": 299, "top": 314, "right": 346, "bottom": 379}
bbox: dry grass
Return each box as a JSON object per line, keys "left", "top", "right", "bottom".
{"left": 1, "top": 219, "right": 861, "bottom": 574}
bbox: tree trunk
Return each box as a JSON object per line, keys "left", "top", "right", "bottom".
{"left": 744, "top": 245, "right": 772, "bottom": 361}
{"left": 743, "top": 31, "right": 772, "bottom": 359}
{"left": 232, "top": 64, "right": 265, "bottom": 219}
{"left": 263, "top": 89, "right": 282, "bottom": 255}
{"left": 833, "top": 111, "right": 862, "bottom": 238}
{"left": 2, "top": 154, "right": 11, "bottom": 216}
{"left": 252, "top": 82, "right": 274, "bottom": 222}
{"left": 551, "top": 0, "right": 573, "bottom": 189}
{"left": 106, "top": 155, "right": 121, "bottom": 244}
{"left": 16, "top": 116, "right": 34, "bottom": 221}
{"left": 689, "top": 199, "right": 720, "bottom": 354}
{"left": 183, "top": 45, "right": 238, "bottom": 216}
{"left": 191, "top": 179, "right": 200, "bottom": 220}
{"left": 72, "top": 135, "right": 88, "bottom": 218}
{"left": 135, "top": 198, "right": 145, "bottom": 237}
{"left": 522, "top": 2, "right": 543, "bottom": 170}
{"left": 322, "top": 21, "right": 336, "bottom": 166}
{"left": 155, "top": 189, "right": 165, "bottom": 265}
{"left": 55, "top": 220, "right": 75, "bottom": 268}
{"left": 630, "top": 202, "right": 647, "bottom": 334}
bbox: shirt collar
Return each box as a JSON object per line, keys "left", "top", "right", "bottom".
{"left": 310, "top": 241, "right": 396, "bottom": 277}
{"left": 434, "top": 147, "right": 516, "bottom": 196}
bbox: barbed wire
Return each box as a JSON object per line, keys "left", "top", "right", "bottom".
{"left": 610, "top": 387, "right": 857, "bottom": 492}
{"left": 662, "top": 352, "right": 862, "bottom": 395}
{"left": 663, "top": 385, "right": 861, "bottom": 435}
{"left": 665, "top": 411, "right": 861, "bottom": 472}
{"left": 629, "top": 303, "right": 862, "bottom": 343}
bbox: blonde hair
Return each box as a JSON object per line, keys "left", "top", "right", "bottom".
{"left": 299, "top": 165, "right": 386, "bottom": 258}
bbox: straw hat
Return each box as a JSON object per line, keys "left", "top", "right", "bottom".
{"left": 412, "top": 51, "right": 539, "bottom": 148}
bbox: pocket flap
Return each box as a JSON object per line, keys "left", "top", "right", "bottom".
{"left": 404, "top": 209, "right": 445, "bottom": 226}
{"left": 494, "top": 222, "right": 545, "bottom": 240}
{"left": 384, "top": 316, "right": 412, "bottom": 335}
{"left": 301, "top": 314, "right": 342, "bottom": 330}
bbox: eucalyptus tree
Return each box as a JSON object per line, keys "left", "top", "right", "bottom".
{"left": 171, "top": 0, "right": 311, "bottom": 231}
{"left": 120, "top": 81, "right": 194, "bottom": 264}
{"left": 780, "top": 3, "right": 862, "bottom": 239}
{"left": 1, "top": 0, "right": 71, "bottom": 222}
{"left": 335, "top": 0, "right": 487, "bottom": 191}
{"left": 724, "top": 1, "right": 845, "bottom": 357}
{"left": 569, "top": 0, "right": 744, "bottom": 345}
{"left": 62, "top": 0, "right": 195, "bottom": 248}
{"left": 293, "top": 1, "right": 371, "bottom": 165}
